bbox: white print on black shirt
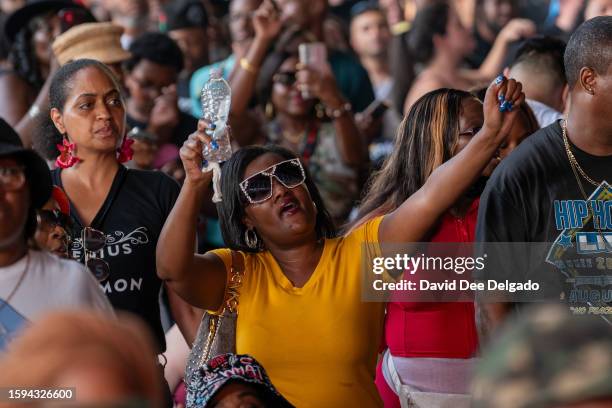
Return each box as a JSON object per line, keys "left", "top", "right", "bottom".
{"left": 70, "top": 227, "right": 150, "bottom": 294}
{"left": 70, "top": 226, "right": 150, "bottom": 259}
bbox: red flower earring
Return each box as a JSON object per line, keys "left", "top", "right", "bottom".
{"left": 117, "top": 136, "right": 134, "bottom": 163}
{"left": 55, "top": 136, "right": 81, "bottom": 169}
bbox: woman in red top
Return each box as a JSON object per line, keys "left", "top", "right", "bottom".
{"left": 350, "top": 88, "right": 539, "bottom": 407}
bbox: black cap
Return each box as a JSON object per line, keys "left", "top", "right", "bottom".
{"left": 161, "top": 0, "right": 208, "bottom": 32}
{"left": 0, "top": 119, "right": 52, "bottom": 208}
{"left": 4, "top": 0, "right": 94, "bottom": 43}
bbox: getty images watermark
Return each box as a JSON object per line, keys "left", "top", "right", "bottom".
{"left": 371, "top": 253, "right": 540, "bottom": 293}
{"left": 360, "top": 242, "right": 611, "bottom": 310}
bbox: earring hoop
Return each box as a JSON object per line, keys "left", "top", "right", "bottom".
{"left": 245, "top": 228, "right": 259, "bottom": 249}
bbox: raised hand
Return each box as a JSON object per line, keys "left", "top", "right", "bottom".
{"left": 499, "top": 18, "right": 536, "bottom": 43}
{"left": 482, "top": 75, "right": 525, "bottom": 141}
{"left": 253, "top": 0, "right": 282, "bottom": 42}
{"left": 180, "top": 119, "right": 215, "bottom": 187}
{"left": 295, "top": 62, "right": 342, "bottom": 107}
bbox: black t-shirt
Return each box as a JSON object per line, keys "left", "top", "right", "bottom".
{"left": 476, "top": 121, "right": 612, "bottom": 307}
{"left": 52, "top": 167, "right": 180, "bottom": 352}
{"left": 126, "top": 111, "right": 198, "bottom": 148}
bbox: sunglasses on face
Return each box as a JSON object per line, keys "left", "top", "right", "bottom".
{"left": 37, "top": 208, "right": 74, "bottom": 233}
{"left": 273, "top": 71, "right": 298, "bottom": 87}
{"left": 0, "top": 166, "right": 25, "bottom": 191}
{"left": 239, "top": 159, "right": 306, "bottom": 204}
{"left": 82, "top": 227, "right": 110, "bottom": 282}
{"left": 38, "top": 208, "right": 67, "bottom": 225}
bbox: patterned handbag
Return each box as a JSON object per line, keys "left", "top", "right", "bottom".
{"left": 185, "top": 251, "right": 244, "bottom": 388}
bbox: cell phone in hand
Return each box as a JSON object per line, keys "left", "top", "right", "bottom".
{"left": 363, "top": 100, "right": 389, "bottom": 120}
{"left": 298, "top": 42, "right": 327, "bottom": 70}
{"left": 298, "top": 42, "right": 327, "bottom": 99}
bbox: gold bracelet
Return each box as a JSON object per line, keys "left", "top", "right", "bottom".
{"left": 239, "top": 58, "right": 257, "bottom": 74}
{"left": 325, "top": 102, "right": 352, "bottom": 119}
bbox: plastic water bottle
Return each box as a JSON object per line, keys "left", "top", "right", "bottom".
{"left": 200, "top": 70, "right": 232, "bottom": 163}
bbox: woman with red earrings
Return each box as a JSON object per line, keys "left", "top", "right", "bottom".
{"left": 46, "top": 59, "right": 181, "bottom": 364}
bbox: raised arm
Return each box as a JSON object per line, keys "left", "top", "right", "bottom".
{"left": 156, "top": 120, "right": 227, "bottom": 310}
{"left": 379, "top": 77, "right": 525, "bottom": 243}
{"left": 296, "top": 64, "right": 368, "bottom": 165}
{"left": 228, "top": 0, "right": 281, "bottom": 127}
{"left": 463, "top": 19, "right": 536, "bottom": 84}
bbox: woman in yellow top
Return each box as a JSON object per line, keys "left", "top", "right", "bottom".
{"left": 156, "top": 77, "right": 525, "bottom": 407}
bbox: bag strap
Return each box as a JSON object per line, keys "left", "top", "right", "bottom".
{"left": 207, "top": 250, "right": 245, "bottom": 316}
{"left": 198, "top": 250, "right": 245, "bottom": 365}
{"left": 226, "top": 250, "right": 245, "bottom": 314}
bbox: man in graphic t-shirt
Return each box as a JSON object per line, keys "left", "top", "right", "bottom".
{"left": 476, "top": 17, "right": 612, "bottom": 329}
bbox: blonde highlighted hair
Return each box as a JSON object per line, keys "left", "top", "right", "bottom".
{"left": 351, "top": 88, "right": 477, "bottom": 230}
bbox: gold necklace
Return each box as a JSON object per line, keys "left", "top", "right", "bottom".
{"left": 282, "top": 129, "right": 306, "bottom": 145}
{"left": 562, "top": 119, "right": 601, "bottom": 187}
{"left": 562, "top": 119, "right": 610, "bottom": 250}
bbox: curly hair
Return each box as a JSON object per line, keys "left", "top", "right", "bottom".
{"left": 8, "top": 15, "right": 47, "bottom": 90}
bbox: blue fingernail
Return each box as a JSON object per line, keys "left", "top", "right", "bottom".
{"left": 211, "top": 140, "right": 219, "bottom": 150}
{"left": 494, "top": 75, "right": 504, "bottom": 85}
{"left": 209, "top": 123, "right": 217, "bottom": 129}
{"left": 203, "top": 159, "right": 208, "bottom": 167}
{"left": 507, "top": 102, "right": 513, "bottom": 112}
{"left": 498, "top": 94, "right": 505, "bottom": 102}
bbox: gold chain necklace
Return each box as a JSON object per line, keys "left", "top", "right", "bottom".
{"left": 282, "top": 129, "right": 306, "bottom": 144}
{"left": 562, "top": 119, "right": 610, "bottom": 250}
{"left": 562, "top": 120, "right": 601, "bottom": 187}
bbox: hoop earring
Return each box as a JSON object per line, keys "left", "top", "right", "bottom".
{"left": 55, "top": 134, "right": 80, "bottom": 169}
{"left": 244, "top": 228, "right": 259, "bottom": 249}
{"left": 265, "top": 102, "right": 275, "bottom": 119}
{"left": 117, "top": 136, "right": 134, "bottom": 163}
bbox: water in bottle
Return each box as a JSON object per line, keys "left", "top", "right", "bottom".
{"left": 200, "top": 70, "right": 232, "bottom": 163}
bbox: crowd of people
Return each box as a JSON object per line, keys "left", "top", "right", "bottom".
{"left": 0, "top": 0, "right": 611, "bottom": 407}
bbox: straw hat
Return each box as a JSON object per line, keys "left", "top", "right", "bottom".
{"left": 52, "top": 22, "right": 131, "bottom": 65}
